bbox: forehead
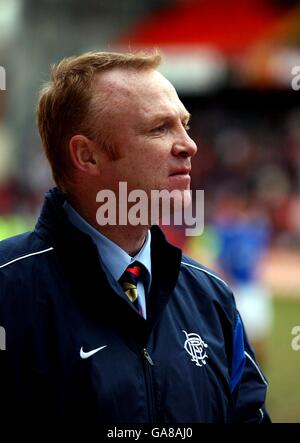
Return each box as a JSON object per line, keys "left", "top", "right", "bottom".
{"left": 93, "top": 68, "right": 188, "bottom": 123}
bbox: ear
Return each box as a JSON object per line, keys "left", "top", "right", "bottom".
{"left": 69, "top": 134, "right": 99, "bottom": 176}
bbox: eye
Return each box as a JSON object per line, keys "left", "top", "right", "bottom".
{"left": 183, "top": 121, "right": 190, "bottom": 131}
{"left": 150, "top": 124, "right": 167, "bottom": 135}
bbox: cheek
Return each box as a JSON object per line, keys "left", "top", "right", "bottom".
{"left": 140, "top": 156, "right": 167, "bottom": 181}
{"left": 130, "top": 151, "right": 164, "bottom": 173}
{"left": 129, "top": 159, "right": 166, "bottom": 191}
{"left": 140, "top": 147, "right": 169, "bottom": 168}
{"left": 118, "top": 139, "right": 170, "bottom": 187}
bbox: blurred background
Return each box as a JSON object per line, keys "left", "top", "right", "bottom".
{"left": 0, "top": 0, "right": 300, "bottom": 422}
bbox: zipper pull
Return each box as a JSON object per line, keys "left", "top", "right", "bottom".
{"left": 143, "top": 348, "right": 154, "bottom": 366}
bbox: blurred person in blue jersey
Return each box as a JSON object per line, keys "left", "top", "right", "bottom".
{"left": 0, "top": 51, "right": 270, "bottom": 426}
{"left": 214, "top": 192, "right": 273, "bottom": 367}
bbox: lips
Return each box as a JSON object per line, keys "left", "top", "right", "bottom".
{"left": 169, "top": 168, "right": 191, "bottom": 176}
{"left": 168, "top": 168, "right": 191, "bottom": 189}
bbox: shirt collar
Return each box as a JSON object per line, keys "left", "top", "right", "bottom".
{"left": 63, "top": 201, "right": 151, "bottom": 286}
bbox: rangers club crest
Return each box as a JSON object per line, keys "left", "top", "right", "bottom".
{"left": 183, "top": 330, "right": 208, "bottom": 367}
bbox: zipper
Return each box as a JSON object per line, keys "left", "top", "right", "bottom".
{"left": 143, "top": 348, "right": 154, "bottom": 366}
{"left": 142, "top": 347, "right": 156, "bottom": 422}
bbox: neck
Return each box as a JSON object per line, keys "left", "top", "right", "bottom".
{"left": 97, "top": 225, "right": 148, "bottom": 257}
{"left": 68, "top": 193, "right": 149, "bottom": 256}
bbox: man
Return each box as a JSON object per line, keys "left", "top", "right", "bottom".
{"left": 0, "top": 51, "right": 270, "bottom": 425}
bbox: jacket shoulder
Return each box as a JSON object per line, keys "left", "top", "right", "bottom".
{"left": 180, "top": 253, "right": 237, "bottom": 316}
{"left": 180, "top": 253, "right": 229, "bottom": 290}
{"left": 0, "top": 231, "right": 53, "bottom": 274}
{"left": 0, "top": 231, "right": 55, "bottom": 313}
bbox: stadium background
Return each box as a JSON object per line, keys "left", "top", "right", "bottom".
{"left": 0, "top": 0, "right": 300, "bottom": 422}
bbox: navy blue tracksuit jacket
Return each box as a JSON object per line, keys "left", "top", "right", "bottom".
{"left": 0, "top": 188, "right": 270, "bottom": 424}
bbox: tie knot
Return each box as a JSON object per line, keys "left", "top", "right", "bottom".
{"left": 119, "top": 262, "right": 142, "bottom": 287}
{"left": 119, "top": 261, "right": 143, "bottom": 304}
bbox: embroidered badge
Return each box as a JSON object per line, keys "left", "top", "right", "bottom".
{"left": 182, "top": 330, "right": 208, "bottom": 367}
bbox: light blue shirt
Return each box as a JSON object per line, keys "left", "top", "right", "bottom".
{"left": 63, "top": 201, "right": 151, "bottom": 319}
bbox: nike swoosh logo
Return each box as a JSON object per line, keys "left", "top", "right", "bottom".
{"left": 80, "top": 345, "right": 107, "bottom": 359}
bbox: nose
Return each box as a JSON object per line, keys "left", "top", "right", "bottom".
{"left": 172, "top": 132, "right": 198, "bottom": 158}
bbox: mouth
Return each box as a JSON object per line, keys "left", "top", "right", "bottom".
{"left": 169, "top": 168, "right": 191, "bottom": 177}
{"left": 168, "top": 168, "right": 191, "bottom": 189}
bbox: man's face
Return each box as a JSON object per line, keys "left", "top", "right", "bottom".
{"left": 93, "top": 68, "right": 197, "bottom": 201}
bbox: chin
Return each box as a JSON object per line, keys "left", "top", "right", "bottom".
{"left": 157, "top": 189, "right": 192, "bottom": 221}
{"left": 167, "top": 182, "right": 191, "bottom": 203}
{"left": 145, "top": 181, "right": 192, "bottom": 222}
{"left": 172, "top": 189, "right": 192, "bottom": 210}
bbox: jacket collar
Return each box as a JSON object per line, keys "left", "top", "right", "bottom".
{"left": 35, "top": 187, "right": 182, "bottom": 334}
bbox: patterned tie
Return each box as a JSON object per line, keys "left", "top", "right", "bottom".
{"left": 119, "top": 261, "right": 142, "bottom": 314}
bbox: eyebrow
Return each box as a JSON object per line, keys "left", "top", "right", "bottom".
{"left": 149, "top": 111, "right": 191, "bottom": 126}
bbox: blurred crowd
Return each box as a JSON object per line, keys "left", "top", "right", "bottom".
{"left": 189, "top": 99, "right": 300, "bottom": 250}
